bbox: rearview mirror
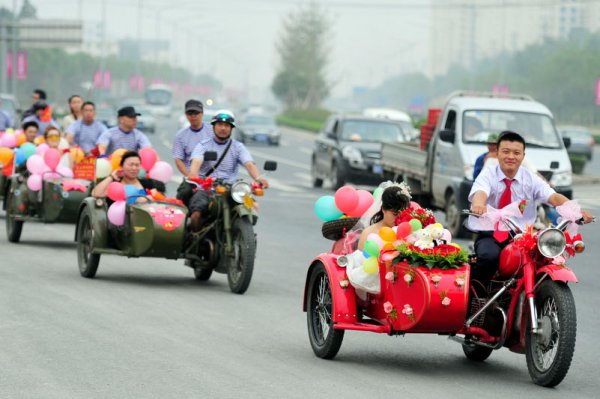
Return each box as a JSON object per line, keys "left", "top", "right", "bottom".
{"left": 562, "top": 136, "right": 571, "bottom": 149}
{"left": 204, "top": 151, "right": 218, "bottom": 161}
{"left": 264, "top": 161, "right": 277, "bottom": 171}
{"left": 438, "top": 129, "right": 455, "bottom": 143}
{"left": 327, "top": 132, "right": 337, "bottom": 140}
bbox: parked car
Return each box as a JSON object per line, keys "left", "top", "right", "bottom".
{"left": 134, "top": 106, "right": 156, "bottom": 133}
{"left": 0, "top": 93, "right": 21, "bottom": 128}
{"left": 95, "top": 105, "right": 117, "bottom": 128}
{"left": 311, "top": 114, "right": 407, "bottom": 189}
{"left": 236, "top": 113, "right": 280, "bottom": 145}
{"left": 558, "top": 125, "right": 595, "bottom": 160}
{"left": 363, "top": 107, "right": 416, "bottom": 141}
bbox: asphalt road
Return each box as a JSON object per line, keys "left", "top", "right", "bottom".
{"left": 1, "top": 118, "right": 599, "bottom": 399}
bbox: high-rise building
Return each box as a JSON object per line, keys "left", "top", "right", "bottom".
{"left": 429, "top": 0, "right": 600, "bottom": 77}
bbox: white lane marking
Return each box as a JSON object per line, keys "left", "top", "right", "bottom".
{"left": 248, "top": 148, "right": 310, "bottom": 171}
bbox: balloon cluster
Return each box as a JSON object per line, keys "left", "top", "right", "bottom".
{"left": 314, "top": 185, "right": 374, "bottom": 222}
{"left": 25, "top": 147, "right": 74, "bottom": 191}
{"left": 106, "top": 182, "right": 128, "bottom": 226}
{"left": 95, "top": 147, "right": 172, "bottom": 183}
{"left": 0, "top": 129, "right": 27, "bottom": 175}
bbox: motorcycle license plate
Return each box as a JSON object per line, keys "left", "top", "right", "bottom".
{"left": 372, "top": 164, "right": 383, "bottom": 174}
{"left": 255, "top": 134, "right": 268, "bottom": 142}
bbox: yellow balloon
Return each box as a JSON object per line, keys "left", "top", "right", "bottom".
{"left": 70, "top": 147, "right": 85, "bottom": 163}
{"left": 449, "top": 243, "right": 461, "bottom": 249}
{"left": 431, "top": 223, "right": 444, "bottom": 230}
{"left": 363, "top": 257, "right": 379, "bottom": 274}
{"left": 34, "top": 136, "right": 45, "bottom": 145}
{"left": 379, "top": 227, "right": 396, "bottom": 242}
{"left": 111, "top": 148, "right": 127, "bottom": 171}
{"left": 95, "top": 157, "right": 112, "bottom": 178}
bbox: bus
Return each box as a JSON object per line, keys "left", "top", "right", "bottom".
{"left": 144, "top": 84, "right": 173, "bottom": 117}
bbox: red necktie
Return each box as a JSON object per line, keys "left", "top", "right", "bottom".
{"left": 493, "top": 178, "right": 513, "bottom": 242}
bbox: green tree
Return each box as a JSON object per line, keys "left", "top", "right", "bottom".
{"left": 271, "top": 2, "right": 331, "bottom": 110}
{"left": 18, "top": 0, "right": 36, "bottom": 19}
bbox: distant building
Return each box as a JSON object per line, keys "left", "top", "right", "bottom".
{"left": 17, "top": 18, "right": 82, "bottom": 49}
{"left": 429, "top": 0, "right": 600, "bottom": 77}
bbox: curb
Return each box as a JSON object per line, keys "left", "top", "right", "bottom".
{"left": 573, "top": 174, "right": 600, "bottom": 185}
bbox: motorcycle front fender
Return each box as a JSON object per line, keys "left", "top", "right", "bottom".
{"left": 233, "top": 203, "right": 258, "bottom": 225}
{"left": 303, "top": 254, "right": 358, "bottom": 325}
{"left": 537, "top": 265, "right": 578, "bottom": 283}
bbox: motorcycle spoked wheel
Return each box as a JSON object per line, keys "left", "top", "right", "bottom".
{"left": 226, "top": 218, "right": 256, "bottom": 294}
{"left": 525, "top": 280, "right": 576, "bottom": 387}
{"left": 5, "top": 190, "right": 23, "bottom": 243}
{"left": 306, "top": 262, "right": 344, "bottom": 359}
{"left": 77, "top": 207, "right": 101, "bottom": 278}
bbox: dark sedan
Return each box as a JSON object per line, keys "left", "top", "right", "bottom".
{"left": 558, "top": 125, "right": 595, "bottom": 160}
{"left": 237, "top": 114, "right": 280, "bottom": 146}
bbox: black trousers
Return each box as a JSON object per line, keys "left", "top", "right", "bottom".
{"left": 473, "top": 232, "right": 509, "bottom": 281}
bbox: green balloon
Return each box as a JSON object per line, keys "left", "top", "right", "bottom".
{"left": 373, "top": 187, "right": 383, "bottom": 200}
{"left": 364, "top": 240, "right": 380, "bottom": 258}
{"left": 409, "top": 218, "right": 422, "bottom": 232}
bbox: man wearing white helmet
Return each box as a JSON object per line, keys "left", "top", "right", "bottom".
{"left": 187, "top": 110, "right": 269, "bottom": 232}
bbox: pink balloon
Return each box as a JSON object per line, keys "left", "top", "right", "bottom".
{"left": 43, "top": 148, "right": 61, "bottom": 171}
{"left": 36, "top": 143, "right": 49, "bottom": 155}
{"left": 396, "top": 222, "right": 412, "bottom": 239}
{"left": 410, "top": 201, "right": 421, "bottom": 210}
{"left": 367, "top": 233, "right": 384, "bottom": 248}
{"left": 107, "top": 181, "right": 126, "bottom": 202}
{"left": 27, "top": 174, "right": 42, "bottom": 191}
{"left": 139, "top": 147, "right": 158, "bottom": 171}
{"left": 441, "top": 229, "right": 452, "bottom": 242}
{"left": 334, "top": 186, "right": 359, "bottom": 214}
{"left": 57, "top": 165, "right": 74, "bottom": 178}
{"left": 26, "top": 154, "right": 46, "bottom": 175}
{"left": 347, "top": 189, "right": 374, "bottom": 217}
{"left": 43, "top": 172, "right": 61, "bottom": 181}
{"left": 107, "top": 200, "right": 126, "bottom": 226}
{"left": 148, "top": 161, "right": 173, "bottom": 183}
{"left": 0, "top": 134, "right": 16, "bottom": 148}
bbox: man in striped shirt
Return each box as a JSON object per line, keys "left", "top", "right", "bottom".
{"left": 97, "top": 106, "right": 152, "bottom": 156}
{"left": 22, "top": 101, "right": 59, "bottom": 135}
{"left": 187, "top": 110, "right": 269, "bottom": 232}
{"left": 65, "top": 101, "right": 108, "bottom": 153}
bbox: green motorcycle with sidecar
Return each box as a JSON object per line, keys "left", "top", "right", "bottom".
{"left": 75, "top": 158, "right": 277, "bottom": 294}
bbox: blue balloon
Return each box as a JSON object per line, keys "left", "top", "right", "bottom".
{"left": 363, "top": 249, "right": 371, "bottom": 259}
{"left": 19, "top": 142, "right": 36, "bottom": 159}
{"left": 125, "top": 184, "right": 140, "bottom": 198}
{"left": 314, "top": 195, "right": 343, "bottom": 222}
{"left": 138, "top": 169, "right": 147, "bottom": 178}
{"left": 14, "top": 149, "right": 26, "bottom": 165}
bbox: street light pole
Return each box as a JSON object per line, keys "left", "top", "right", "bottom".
{"left": 11, "top": 0, "right": 17, "bottom": 97}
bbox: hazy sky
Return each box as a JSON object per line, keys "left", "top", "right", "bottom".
{"left": 2, "top": 0, "right": 431, "bottom": 99}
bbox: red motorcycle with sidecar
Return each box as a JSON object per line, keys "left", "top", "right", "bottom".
{"left": 303, "top": 207, "right": 591, "bottom": 387}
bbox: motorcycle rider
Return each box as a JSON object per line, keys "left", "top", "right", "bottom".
{"left": 187, "top": 110, "right": 268, "bottom": 233}
{"left": 96, "top": 106, "right": 152, "bottom": 156}
{"left": 468, "top": 130, "right": 593, "bottom": 281}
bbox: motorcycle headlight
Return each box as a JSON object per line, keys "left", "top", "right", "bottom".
{"left": 231, "top": 181, "right": 252, "bottom": 203}
{"left": 550, "top": 171, "right": 572, "bottom": 187}
{"left": 537, "top": 228, "right": 566, "bottom": 258}
{"left": 342, "top": 146, "right": 363, "bottom": 164}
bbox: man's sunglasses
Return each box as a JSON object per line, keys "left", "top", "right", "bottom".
{"left": 186, "top": 111, "right": 201, "bottom": 116}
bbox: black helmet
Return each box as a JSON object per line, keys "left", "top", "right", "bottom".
{"left": 210, "top": 110, "right": 236, "bottom": 127}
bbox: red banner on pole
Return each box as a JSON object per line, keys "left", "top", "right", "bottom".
{"left": 93, "top": 70, "right": 102, "bottom": 88}
{"left": 6, "top": 52, "right": 13, "bottom": 78}
{"left": 136, "top": 75, "right": 145, "bottom": 92}
{"left": 16, "top": 51, "right": 27, "bottom": 80}
{"left": 102, "top": 70, "right": 111, "bottom": 89}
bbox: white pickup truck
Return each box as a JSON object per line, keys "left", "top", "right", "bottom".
{"left": 381, "top": 91, "right": 573, "bottom": 237}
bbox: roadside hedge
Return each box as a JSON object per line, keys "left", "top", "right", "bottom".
{"left": 276, "top": 108, "right": 331, "bottom": 133}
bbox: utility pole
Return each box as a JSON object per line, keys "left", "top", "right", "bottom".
{"left": 11, "top": 0, "right": 18, "bottom": 97}
{"left": 0, "top": 22, "right": 6, "bottom": 93}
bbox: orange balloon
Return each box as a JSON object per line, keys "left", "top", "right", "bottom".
{"left": 15, "top": 132, "right": 26, "bottom": 146}
{"left": 111, "top": 148, "right": 127, "bottom": 170}
{"left": 70, "top": 147, "right": 85, "bottom": 163}
{"left": 382, "top": 242, "right": 395, "bottom": 251}
{"left": 34, "top": 136, "right": 45, "bottom": 144}
{"left": 379, "top": 227, "right": 396, "bottom": 242}
{"left": 0, "top": 147, "right": 15, "bottom": 166}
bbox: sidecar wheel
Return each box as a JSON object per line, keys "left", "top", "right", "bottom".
{"left": 6, "top": 189, "right": 23, "bottom": 243}
{"left": 525, "top": 281, "right": 576, "bottom": 387}
{"left": 462, "top": 342, "right": 493, "bottom": 362}
{"left": 226, "top": 218, "right": 256, "bottom": 294}
{"left": 77, "top": 208, "right": 101, "bottom": 278}
{"left": 307, "top": 262, "right": 344, "bottom": 359}
{"left": 193, "top": 267, "right": 213, "bottom": 281}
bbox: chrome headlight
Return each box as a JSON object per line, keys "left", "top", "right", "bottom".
{"left": 231, "top": 181, "right": 252, "bottom": 203}
{"left": 550, "top": 171, "right": 572, "bottom": 187}
{"left": 342, "top": 146, "right": 363, "bottom": 164}
{"left": 537, "top": 228, "right": 566, "bottom": 258}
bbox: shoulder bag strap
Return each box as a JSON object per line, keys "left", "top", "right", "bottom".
{"left": 205, "top": 139, "right": 233, "bottom": 177}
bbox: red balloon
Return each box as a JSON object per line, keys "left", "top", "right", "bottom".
{"left": 334, "top": 185, "right": 359, "bottom": 214}
{"left": 106, "top": 181, "right": 126, "bottom": 202}
{"left": 43, "top": 148, "right": 61, "bottom": 171}
{"left": 139, "top": 147, "right": 158, "bottom": 172}
{"left": 410, "top": 201, "right": 421, "bottom": 210}
{"left": 347, "top": 189, "right": 374, "bottom": 217}
{"left": 396, "top": 222, "right": 412, "bottom": 239}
